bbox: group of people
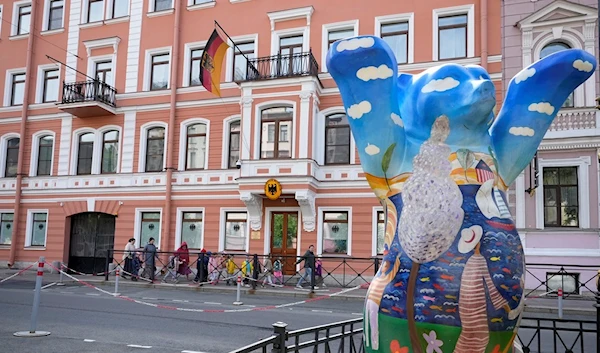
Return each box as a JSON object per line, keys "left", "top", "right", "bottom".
{"left": 121, "top": 240, "right": 325, "bottom": 288}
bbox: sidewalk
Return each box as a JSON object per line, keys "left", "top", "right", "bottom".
{"left": 1, "top": 266, "right": 597, "bottom": 316}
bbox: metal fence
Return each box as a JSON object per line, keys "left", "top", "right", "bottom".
{"left": 62, "top": 80, "right": 117, "bottom": 107}
{"left": 243, "top": 51, "right": 319, "bottom": 81}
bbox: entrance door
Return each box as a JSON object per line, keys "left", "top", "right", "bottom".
{"left": 69, "top": 212, "right": 116, "bottom": 274}
{"left": 278, "top": 35, "right": 303, "bottom": 77}
{"left": 270, "top": 212, "right": 298, "bottom": 275}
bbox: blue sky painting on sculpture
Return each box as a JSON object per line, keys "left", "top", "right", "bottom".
{"left": 326, "top": 35, "right": 597, "bottom": 186}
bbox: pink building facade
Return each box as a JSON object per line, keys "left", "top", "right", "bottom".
{"left": 503, "top": 0, "right": 600, "bottom": 294}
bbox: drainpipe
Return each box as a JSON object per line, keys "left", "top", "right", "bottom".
{"left": 163, "top": 0, "right": 182, "bottom": 253}
{"left": 480, "top": 0, "right": 489, "bottom": 71}
{"left": 8, "top": 0, "right": 37, "bottom": 267}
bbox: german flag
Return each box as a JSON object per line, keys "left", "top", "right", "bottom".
{"left": 200, "top": 29, "right": 230, "bottom": 96}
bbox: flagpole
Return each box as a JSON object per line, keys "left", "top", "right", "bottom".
{"left": 214, "top": 21, "right": 252, "bottom": 62}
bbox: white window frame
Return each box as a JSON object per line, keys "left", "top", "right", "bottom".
{"left": 107, "top": 0, "right": 129, "bottom": 19}
{"left": 0, "top": 133, "right": 20, "bottom": 178}
{"left": 225, "top": 34, "right": 258, "bottom": 82}
{"left": 535, "top": 156, "right": 591, "bottom": 229}
{"left": 187, "top": 0, "right": 216, "bottom": 10}
{"left": 253, "top": 100, "right": 297, "bottom": 160}
{"left": 143, "top": 46, "right": 172, "bottom": 91}
{"left": 87, "top": 54, "right": 117, "bottom": 87}
{"left": 35, "top": 63, "right": 61, "bottom": 103}
{"left": 182, "top": 41, "right": 206, "bottom": 87}
{"left": 371, "top": 206, "right": 384, "bottom": 257}
{"left": 70, "top": 125, "right": 122, "bottom": 175}
{"left": 148, "top": 0, "right": 174, "bottom": 13}
{"left": 0, "top": 5, "right": 4, "bottom": 37}
{"left": 375, "top": 12, "right": 415, "bottom": 65}
{"left": 134, "top": 207, "right": 163, "bottom": 249}
{"left": 42, "top": 0, "right": 65, "bottom": 31}
{"left": 316, "top": 107, "right": 356, "bottom": 166}
{"left": 316, "top": 206, "right": 353, "bottom": 256}
{"left": 532, "top": 31, "right": 586, "bottom": 108}
{"left": 175, "top": 207, "right": 206, "bottom": 250}
{"left": 24, "top": 209, "right": 49, "bottom": 248}
{"left": 432, "top": 4, "right": 475, "bottom": 61}
{"left": 263, "top": 207, "right": 302, "bottom": 256}
{"left": 29, "top": 130, "right": 56, "bottom": 177}
{"left": 218, "top": 207, "right": 249, "bottom": 253}
{"left": 221, "top": 115, "right": 241, "bottom": 169}
{"left": 178, "top": 118, "right": 210, "bottom": 171}
{"left": 321, "top": 20, "right": 359, "bottom": 72}
{"left": 0, "top": 209, "right": 14, "bottom": 247}
{"left": 3, "top": 68, "right": 26, "bottom": 107}
{"left": 138, "top": 122, "right": 168, "bottom": 173}
{"left": 81, "top": 0, "right": 106, "bottom": 24}
{"left": 270, "top": 26, "right": 310, "bottom": 56}
{"left": 11, "top": 0, "right": 32, "bottom": 36}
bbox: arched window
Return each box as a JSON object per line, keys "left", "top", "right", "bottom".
{"left": 101, "top": 130, "right": 119, "bottom": 174}
{"left": 228, "top": 120, "right": 240, "bottom": 168}
{"left": 540, "top": 42, "right": 574, "bottom": 108}
{"left": 77, "top": 133, "right": 94, "bottom": 175}
{"left": 145, "top": 127, "right": 165, "bottom": 172}
{"left": 325, "top": 113, "right": 351, "bottom": 165}
{"left": 260, "top": 106, "right": 293, "bottom": 159}
{"left": 185, "top": 123, "right": 207, "bottom": 170}
{"left": 5, "top": 138, "right": 19, "bottom": 177}
{"left": 37, "top": 135, "right": 53, "bottom": 176}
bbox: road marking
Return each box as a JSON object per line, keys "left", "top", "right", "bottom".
{"left": 60, "top": 291, "right": 72, "bottom": 294}
{"left": 127, "top": 344, "right": 152, "bottom": 349}
{"left": 173, "top": 299, "right": 189, "bottom": 303}
{"left": 312, "top": 309, "right": 333, "bottom": 313}
{"left": 85, "top": 293, "right": 100, "bottom": 296}
{"left": 142, "top": 297, "right": 158, "bottom": 300}
{"left": 84, "top": 339, "right": 95, "bottom": 342}
{"left": 203, "top": 302, "right": 221, "bottom": 305}
{"left": 244, "top": 305, "right": 256, "bottom": 308}
{"left": 41, "top": 282, "right": 57, "bottom": 290}
{"left": 352, "top": 313, "right": 363, "bottom": 316}
{"left": 182, "top": 351, "right": 208, "bottom": 353}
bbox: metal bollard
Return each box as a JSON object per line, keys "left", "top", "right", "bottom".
{"left": 558, "top": 287, "right": 563, "bottom": 319}
{"left": 56, "top": 262, "right": 65, "bottom": 286}
{"left": 14, "top": 257, "right": 51, "bottom": 337}
{"left": 233, "top": 275, "right": 243, "bottom": 305}
{"left": 114, "top": 268, "right": 120, "bottom": 296}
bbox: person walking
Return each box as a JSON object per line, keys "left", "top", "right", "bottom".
{"left": 122, "top": 238, "right": 136, "bottom": 279}
{"left": 175, "top": 242, "right": 192, "bottom": 280}
{"left": 143, "top": 237, "right": 158, "bottom": 282}
{"left": 261, "top": 255, "right": 274, "bottom": 287}
{"left": 295, "top": 245, "right": 315, "bottom": 288}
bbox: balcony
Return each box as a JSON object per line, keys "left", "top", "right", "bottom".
{"left": 57, "top": 80, "right": 117, "bottom": 118}
{"left": 240, "top": 51, "right": 319, "bottom": 82}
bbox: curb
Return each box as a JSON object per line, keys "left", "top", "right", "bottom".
{"left": 523, "top": 305, "right": 596, "bottom": 317}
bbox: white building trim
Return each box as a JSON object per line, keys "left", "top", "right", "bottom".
{"left": 270, "top": 26, "right": 310, "bottom": 56}
{"left": 70, "top": 125, "right": 123, "bottom": 175}
{"left": 221, "top": 115, "right": 241, "bottom": 169}
{"left": 321, "top": 20, "right": 359, "bottom": 72}
{"left": 225, "top": 33, "right": 258, "bottom": 82}
{"left": 174, "top": 207, "right": 206, "bottom": 250}
{"left": 29, "top": 130, "right": 56, "bottom": 177}
{"left": 267, "top": 6, "right": 313, "bottom": 31}
{"left": 137, "top": 121, "right": 168, "bottom": 173}
{"left": 35, "top": 63, "right": 61, "bottom": 103}
{"left": 57, "top": 116, "right": 72, "bottom": 176}
{"left": 0, "top": 133, "right": 20, "bottom": 178}
{"left": 134, "top": 207, "right": 163, "bottom": 249}
{"left": 64, "top": 0, "right": 81, "bottom": 83}
{"left": 143, "top": 46, "right": 172, "bottom": 91}
{"left": 11, "top": 1, "right": 31, "bottom": 36}
{"left": 218, "top": 207, "right": 250, "bottom": 253}
{"left": 316, "top": 106, "right": 356, "bottom": 165}
{"left": 121, "top": 111, "right": 136, "bottom": 173}
{"left": 182, "top": 40, "right": 207, "bottom": 87}
{"left": 125, "top": 0, "right": 144, "bottom": 93}
{"left": 42, "top": 0, "right": 65, "bottom": 31}
{"left": 253, "top": 100, "right": 297, "bottom": 160}
{"left": 177, "top": 118, "right": 211, "bottom": 171}
{"left": 371, "top": 206, "right": 384, "bottom": 257}
{"left": 316, "top": 206, "right": 353, "bottom": 256}
{"left": 374, "top": 12, "right": 415, "bottom": 64}
{"left": 3, "top": 67, "right": 26, "bottom": 107}
{"left": 535, "top": 156, "right": 591, "bottom": 229}
{"left": 515, "top": 171, "right": 526, "bottom": 229}
{"left": 432, "top": 4, "right": 475, "bottom": 61}
{"left": 24, "top": 209, "right": 49, "bottom": 248}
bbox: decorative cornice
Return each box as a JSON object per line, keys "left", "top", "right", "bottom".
{"left": 240, "top": 191, "right": 263, "bottom": 231}
{"left": 267, "top": 6, "right": 314, "bottom": 31}
{"left": 83, "top": 36, "right": 121, "bottom": 57}
{"left": 295, "top": 190, "right": 316, "bottom": 232}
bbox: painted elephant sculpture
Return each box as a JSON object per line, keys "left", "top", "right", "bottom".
{"left": 326, "top": 36, "right": 597, "bottom": 353}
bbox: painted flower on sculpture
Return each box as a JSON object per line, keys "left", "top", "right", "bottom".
{"left": 390, "top": 339, "right": 409, "bottom": 353}
{"left": 422, "top": 330, "right": 443, "bottom": 353}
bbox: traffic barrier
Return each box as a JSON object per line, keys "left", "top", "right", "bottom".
{"left": 114, "top": 268, "right": 120, "bottom": 296}
{"left": 558, "top": 287, "right": 563, "bottom": 319}
{"left": 14, "top": 257, "right": 51, "bottom": 337}
{"left": 233, "top": 275, "right": 243, "bottom": 306}
{"left": 44, "top": 261, "right": 361, "bottom": 313}
{"left": 0, "top": 262, "right": 36, "bottom": 284}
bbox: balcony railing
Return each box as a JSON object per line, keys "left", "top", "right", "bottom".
{"left": 61, "top": 80, "right": 117, "bottom": 107}
{"left": 241, "top": 50, "right": 319, "bottom": 82}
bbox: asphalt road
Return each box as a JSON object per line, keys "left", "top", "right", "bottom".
{"left": 0, "top": 279, "right": 597, "bottom": 353}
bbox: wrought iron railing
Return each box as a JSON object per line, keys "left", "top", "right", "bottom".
{"left": 61, "top": 80, "right": 117, "bottom": 107}
{"left": 230, "top": 318, "right": 364, "bottom": 353}
{"left": 242, "top": 51, "right": 319, "bottom": 81}
{"left": 517, "top": 315, "right": 597, "bottom": 353}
